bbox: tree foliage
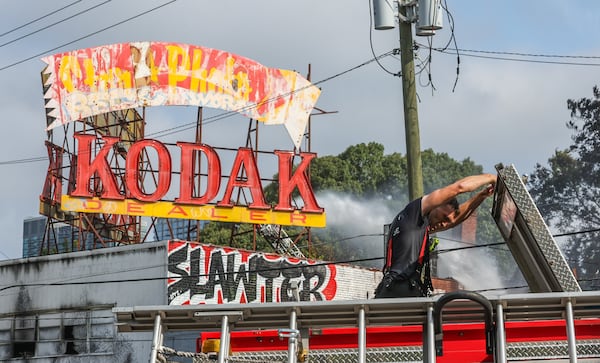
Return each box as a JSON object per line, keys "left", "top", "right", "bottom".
{"left": 202, "top": 142, "right": 504, "bottom": 272}
{"left": 528, "top": 86, "right": 600, "bottom": 290}
{"left": 305, "top": 144, "right": 502, "bottom": 265}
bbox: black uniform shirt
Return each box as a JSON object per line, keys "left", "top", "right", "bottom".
{"left": 387, "top": 197, "right": 430, "bottom": 279}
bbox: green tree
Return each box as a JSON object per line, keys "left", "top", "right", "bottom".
{"left": 528, "top": 86, "right": 600, "bottom": 290}
{"left": 380, "top": 152, "right": 408, "bottom": 201}
{"left": 306, "top": 155, "right": 360, "bottom": 195}
{"left": 338, "top": 142, "right": 386, "bottom": 197}
{"left": 307, "top": 144, "right": 503, "bottom": 269}
{"left": 203, "top": 142, "right": 504, "bottom": 272}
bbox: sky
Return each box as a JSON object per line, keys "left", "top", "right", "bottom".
{"left": 0, "top": 0, "right": 599, "bottom": 261}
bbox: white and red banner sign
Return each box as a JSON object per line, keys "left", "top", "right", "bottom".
{"left": 41, "top": 42, "right": 320, "bottom": 148}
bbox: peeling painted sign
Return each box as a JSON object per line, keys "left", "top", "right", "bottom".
{"left": 41, "top": 42, "right": 320, "bottom": 148}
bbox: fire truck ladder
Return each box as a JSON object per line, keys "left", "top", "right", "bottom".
{"left": 115, "top": 290, "right": 600, "bottom": 363}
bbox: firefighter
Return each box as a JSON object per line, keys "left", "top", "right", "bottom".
{"left": 375, "top": 173, "right": 497, "bottom": 298}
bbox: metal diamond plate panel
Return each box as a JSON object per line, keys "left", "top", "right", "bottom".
{"left": 507, "top": 339, "right": 600, "bottom": 360}
{"left": 210, "top": 347, "right": 423, "bottom": 363}
{"left": 496, "top": 164, "right": 580, "bottom": 292}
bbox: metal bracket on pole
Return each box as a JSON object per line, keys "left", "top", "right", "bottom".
{"left": 397, "top": 0, "right": 417, "bottom": 23}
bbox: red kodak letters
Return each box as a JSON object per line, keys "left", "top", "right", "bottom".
{"left": 70, "top": 134, "right": 322, "bottom": 213}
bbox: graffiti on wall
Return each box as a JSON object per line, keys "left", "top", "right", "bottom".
{"left": 167, "top": 241, "right": 339, "bottom": 305}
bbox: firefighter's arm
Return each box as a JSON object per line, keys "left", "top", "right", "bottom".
{"left": 422, "top": 173, "right": 497, "bottom": 216}
{"left": 450, "top": 185, "right": 495, "bottom": 227}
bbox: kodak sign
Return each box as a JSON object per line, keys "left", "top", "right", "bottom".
{"left": 60, "top": 134, "right": 326, "bottom": 227}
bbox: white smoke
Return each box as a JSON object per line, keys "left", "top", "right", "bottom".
{"left": 313, "top": 192, "right": 396, "bottom": 264}
{"left": 436, "top": 238, "right": 510, "bottom": 293}
{"left": 315, "top": 191, "right": 524, "bottom": 293}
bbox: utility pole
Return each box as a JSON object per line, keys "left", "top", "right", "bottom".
{"left": 398, "top": 3, "right": 424, "bottom": 201}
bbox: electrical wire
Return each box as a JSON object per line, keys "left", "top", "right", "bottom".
{"left": 437, "top": 47, "right": 600, "bottom": 60}
{"left": 0, "top": 0, "right": 179, "bottom": 72}
{"left": 554, "top": 227, "right": 600, "bottom": 238}
{"left": 441, "top": 0, "right": 460, "bottom": 92}
{"left": 435, "top": 241, "right": 507, "bottom": 254}
{"left": 0, "top": 50, "right": 396, "bottom": 163}
{"left": 0, "top": 256, "right": 383, "bottom": 293}
{"left": 0, "top": 156, "right": 47, "bottom": 165}
{"left": 0, "top": 0, "right": 112, "bottom": 49}
{"left": 0, "top": 0, "right": 83, "bottom": 38}
{"left": 0, "top": 0, "right": 597, "bottom": 282}
{"left": 430, "top": 47, "right": 600, "bottom": 67}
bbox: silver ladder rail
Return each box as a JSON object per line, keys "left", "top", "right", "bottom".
{"left": 113, "top": 290, "right": 600, "bottom": 363}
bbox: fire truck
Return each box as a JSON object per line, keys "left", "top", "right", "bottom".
{"left": 115, "top": 164, "right": 600, "bottom": 362}
{"left": 116, "top": 289, "right": 600, "bottom": 362}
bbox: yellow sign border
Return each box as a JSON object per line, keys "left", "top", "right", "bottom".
{"left": 61, "top": 195, "right": 326, "bottom": 227}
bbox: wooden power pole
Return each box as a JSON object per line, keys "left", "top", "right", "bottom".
{"left": 398, "top": 4, "right": 424, "bottom": 201}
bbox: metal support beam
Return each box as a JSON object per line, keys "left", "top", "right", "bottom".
{"left": 218, "top": 315, "right": 230, "bottom": 363}
{"left": 288, "top": 309, "right": 298, "bottom": 363}
{"left": 565, "top": 299, "right": 578, "bottom": 363}
{"left": 425, "top": 304, "right": 435, "bottom": 363}
{"left": 149, "top": 313, "right": 162, "bottom": 363}
{"left": 358, "top": 306, "right": 366, "bottom": 363}
{"left": 496, "top": 303, "right": 507, "bottom": 363}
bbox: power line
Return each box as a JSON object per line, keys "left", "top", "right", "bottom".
{"left": 437, "top": 47, "right": 600, "bottom": 60}
{"left": 0, "top": 50, "right": 395, "bottom": 164}
{"left": 367, "top": 0, "right": 399, "bottom": 77}
{"left": 0, "top": 156, "right": 47, "bottom": 166}
{"left": 436, "top": 241, "right": 507, "bottom": 254}
{"left": 430, "top": 46, "right": 600, "bottom": 66}
{"left": 0, "top": 0, "right": 178, "bottom": 72}
{"left": 0, "top": 256, "right": 383, "bottom": 293}
{"left": 0, "top": 0, "right": 112, "bottom": 49}
{"left": 554, "top": 227, "right": 600, "bottom": 238}
{"left": 0, "top": 0, "right": 83, "bottom": 38}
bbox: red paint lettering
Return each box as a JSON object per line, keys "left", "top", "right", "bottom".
{"left": 68, "top": 135, "right": 324, "bottom": 220}
{"left": 289, "top": 213, "right": 307, "bottom": 224}
{"left": 248, "top": 210, "right": 267, "bottom": 222}
{"left": 126, "top": 139, "right": 172, "bottom": 201}
{"left": 217, "top": 148, "right": 268, "bottom": 209}
{"left": 127, "top": 202, "right": 144, "bottom": 213}
{"left": 71, "top": 134, "right": 123, "bottom": 199}
{"left": 175, "top": 142, "right": 221, "bottom": 205}
{"left": 274, "top": 151, "right": 323, "bottom": 213}
{"left": 167, "top": 205, "right": 188, "bottom": 216}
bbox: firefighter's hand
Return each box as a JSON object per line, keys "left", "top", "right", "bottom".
{"left": 480, "top": 184, "right": 494, "bottom": 198}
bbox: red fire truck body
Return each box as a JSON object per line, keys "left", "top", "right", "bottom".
{"left": 197, "top": 317, "right": 600, "bottom": 362}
